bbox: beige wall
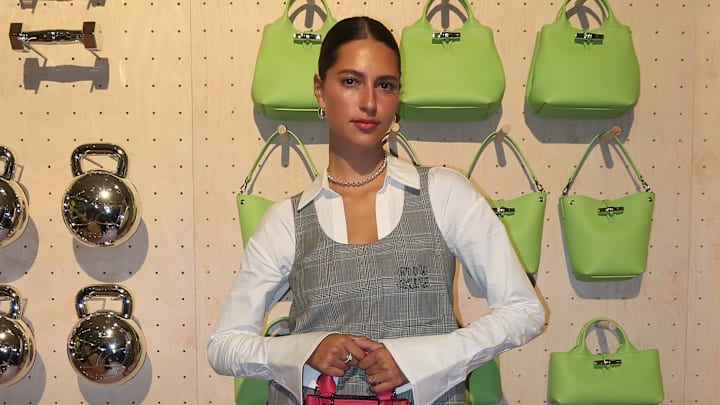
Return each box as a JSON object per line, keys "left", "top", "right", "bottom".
{"left": 0, "top": 1, "right": 717, "bottom": 403}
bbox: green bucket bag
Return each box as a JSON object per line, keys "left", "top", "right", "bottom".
{"left": 466, "top": 357, "right": 502, "bottom": 405}
{"left": 559, "top": 131, "right": 654, "bottom": 281}
{"left": 398, "top": 0, "right": 505, "bottom": 121}
{"left": 251, "top": 0, "right": 336, "bottom": 121}
{"left": 467, "top": 130, "right": 546, "bottom": 275}
{"left": 237, "top": 127, "right": 318, "bottom": 246}
{"left": 525, "top": 0, "right": 640, "bottom": 118}
{"left": 548, "top": 317, "right": 664, "bottom": 405}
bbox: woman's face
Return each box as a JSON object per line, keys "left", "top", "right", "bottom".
{"left": 315, "top": 39, "right": 400, "bottom": 150}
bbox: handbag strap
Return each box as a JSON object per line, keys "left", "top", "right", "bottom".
{"left": 572, "top": 317, "right": 639, "bottom": 355}
{"left": 316, "top": 374, "right": 395, "bottom": 400}
{"left": 239, "top": 127, "right": 319, "bottom": 194}
{"left": 283, "top": 0, "right": 336, "bottom": 30}
{"left": 561, "top": 131, "right": 651, "bottom": 196}
{"left": 384, "top": 130, "right": 422, "bottom": 167}
{"left": 466, "top": 130, "right": 544, "bottom": 192}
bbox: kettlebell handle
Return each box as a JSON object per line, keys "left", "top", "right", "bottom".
{"left": 70, "top": 143, "right": 128, "bottom": 178}
{"left": 0, "top": 285, "right": 23, "bottom": 319}
{"left": 76, "top": 284, "right": 133, "bottom": 319}
{"left": 0, "top": 146, "right": 16, "bottom": 180}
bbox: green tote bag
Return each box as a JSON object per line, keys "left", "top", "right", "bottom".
{"left": 237, "top": 127, "right": 318, "bottom": 246}
{"left": 467, "top": 130, "right": 546, "bottom": 275}
{"left": 559, "top": 131, "right": 654, "bottom": 281}
{"left": 526, "top": 0, "right": 640, "bottom": 118}
{"left": 399, "top": 0, "right": 505, "bottom": 121}
{"left": 548, "top": 317, "right": 664, "bottom": 405}
{"left": 251, "top": 0, "right": 336, "bottom": 121}
{"left": 466, "top": 358, "right": 502, "bottom": 405}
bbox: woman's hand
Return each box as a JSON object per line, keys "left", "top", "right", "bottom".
{"left": 306, "top": 334, "right": 367, "bottom": 377}
{"left": 354, "top": 338, "right": 409, "bottom": 393}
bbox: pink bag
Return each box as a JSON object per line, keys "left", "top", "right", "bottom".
{"left": 305, "top": 375, "right": 409, "bottom": 404}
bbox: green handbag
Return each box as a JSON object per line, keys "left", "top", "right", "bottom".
{"left": 466, "top": 357, "right": 502, "bottom": 405}
{"left": 559, "top": 131, "right": 654, "bottom": 281}
{"left": 467, "top": 130, "right": 546, "bottom": 275}
{"left": 525, "top": 0, "right": 640, "bottom": 118}
{"left": 234, "top": 317, "right": 290, "bottom": 405}
{"left": 548, "top": 317, "right": 664, "bottom": 405}
{"left": 237, "top": 127, "right": 319, "bottom": 246}
{"left": 250, "top": 0, "right": 336, "bottom": 121}
{"left": 398, "top": 0, "right": 505, "bottom": 121}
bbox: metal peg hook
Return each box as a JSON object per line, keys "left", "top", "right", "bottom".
{"left": 9, "top": 21, "right": 100, "bottom": 53}
{"left": 600, "top": 125, "right": 622, "bottom": 143}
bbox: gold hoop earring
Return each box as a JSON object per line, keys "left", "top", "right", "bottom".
{"left": 317, "top": 107, "right": 326, "bottom": 120}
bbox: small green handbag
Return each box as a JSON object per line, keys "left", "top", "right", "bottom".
{"left": 250, "top": 0, "right": 336, "bottom": 121}
{"left": 234, "top": 317, "right": 290, "bottom": 405}
{"left": 559, "top": 131, "right": 654, "bottom": 281}
{"left": 466, "top": 357, "right": 502, "bottom": 405}
{"left": 467, "top": 131, "right": 546, "bottom": 275}
{"left": 548, "top": 317, "right": 664, "bottom": 405}
{"left": 398, "top": 0, "right": 505, "bottom": 121}
{"left": 237, "top": 127, "right": 318, "bottom": 246}
{"left": 525, "top": 0, "right": 640, "bottom": 118}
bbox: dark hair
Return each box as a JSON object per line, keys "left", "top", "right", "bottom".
{"left": 317, "top": 16, "right": 400, "bottom": 80}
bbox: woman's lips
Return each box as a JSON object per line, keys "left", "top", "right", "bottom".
{"left": 353, "top": 119, "right": 379, "bottom": 131}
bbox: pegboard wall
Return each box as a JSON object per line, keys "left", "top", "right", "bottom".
{"left": 0, "top": 1, "right": 717, "bottom": 404}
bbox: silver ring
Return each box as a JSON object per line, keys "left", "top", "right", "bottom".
{"left": 369, "top": 376, "right": 377, "bottom": 386}
{"left": 343, "top": 352, "right": 353, "bottom": 364}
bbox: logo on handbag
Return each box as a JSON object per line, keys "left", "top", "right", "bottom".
{"left": 574, "top": 31, "right": 604, "bottom": 44}
{"left": 492, "top": 206, "right": 516, "bottom": 217}
{"left": 292, "top": 32, "right": 322, "bottom": 42}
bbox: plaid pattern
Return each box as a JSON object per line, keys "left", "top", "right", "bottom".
{"left": 268, "top": 167, "right": 465, "bottom": 404}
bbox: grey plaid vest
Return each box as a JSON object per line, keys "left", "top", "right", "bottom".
{"left": 268, "top": 167, "right": 466, "bottom": 404}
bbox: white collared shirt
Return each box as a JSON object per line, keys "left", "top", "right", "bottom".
{"left": 207, "top": 155, "right": 545, "bottom": 404}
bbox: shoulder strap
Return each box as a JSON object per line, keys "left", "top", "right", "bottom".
{"left": 240, "top": 127, "right": 318, "bottom": 194}
{"left": 561, "top": 131, "right": 650, "bottom": 196}
{"left": 467, "top": 130, "right": 544, "bottom": 192}
{"left": 384, "top": 130, "right": 422, "bottom": 166}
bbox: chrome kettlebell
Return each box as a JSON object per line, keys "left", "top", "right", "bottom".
{"left": 0, "top": 285, "right": 36, "bottom": 387}
{"left": 61, "top": 144, "right": 141, "bottom": 247}
{"left": 67, "top": 284, "right": 146, "bottom": 386}
{"left": 0, "top": 147, "right": 29, "bottom": 248}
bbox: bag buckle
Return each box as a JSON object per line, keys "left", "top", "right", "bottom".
{"left": 594, "top": 358, "right": 622, "bottom": 367}
{"left": 492, "top": 206, "right": 516, "bottom": 217}
{"left": 597, "top": 206, "right": 624, "bottom": 216}
{"left": 432, "top": 31, "right": 461, "bottom": 40}
{"left": 574, "top": 32, "right": 604, "bottom": 44}
{"left": 293, "top": 32, "right": 322, "bottom": 42}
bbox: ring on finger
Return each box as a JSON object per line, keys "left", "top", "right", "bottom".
{"left": 343, "top": 352, "right": 353, "bottom": 364}
{"left": 368, "top": 376, "right": 378, "bottom": 386}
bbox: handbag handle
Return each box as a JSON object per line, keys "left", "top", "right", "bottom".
{"left": 571, "top": 317, "right": 639, "bottom": 356}
{"left": 384, "top": 130, "right": 423, "bottom": 167}
{"left": 555, "top": 0, "right": 616, "bottom": 25}
{"left": 283, "top": 0, "right": 336, "bottom": 33}
{"left": 316, "top": 374, "right": 396, "bottom": 400}
{"left": 561, "top": 131, "right": 651, "bottom": 196}
{"left": 239, "top": 127, "right": 319, "bottom": 194}
{"left": 466, "top": 130, "right": 544, "bottom": 192}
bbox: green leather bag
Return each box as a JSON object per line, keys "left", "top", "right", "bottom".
{"left": 548, "top": 317, "right": 664, "bottom": 405}
{"left": 399, "top": 0, "right": 505, "bottom": 121}
{"left": 466, "top": 358, "right": 502, "bottom": 405}
{"left": 237, "top": 127, "right": 318, "bottom": 246}
{"left": 559, "top": 131, "right": 654, "bottom": 281}
{"left": 467, "top": 131, "right": 546, "bottom": 275}
{"left": 525, "top": 0, "right": 640, "bottom": 118}
{"left": 234, "top": 317, "right": 290, "bottom": 405}
{"left": 251, "top": 0, "right": 336, "bottom": 121}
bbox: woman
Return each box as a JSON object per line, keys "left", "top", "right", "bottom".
{"left": 208, "top": 16, "right": 545, "bottom": 404}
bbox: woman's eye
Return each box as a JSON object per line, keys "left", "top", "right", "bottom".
{"left": 343, "top": 77, "right": 357, "bottom": 86}
{"left": 379, "top": 81, "right": 397, "bottom": 91}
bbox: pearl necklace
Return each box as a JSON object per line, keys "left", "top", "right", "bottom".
{"left": 327, "top": 153, "right": 387, "bottom": 187}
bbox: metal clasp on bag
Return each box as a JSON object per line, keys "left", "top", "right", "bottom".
{"left": 574, "top": 32, "right": 604, "bottom": 45}
{"left": 293, "top": 32, "right": 322, "bottom": 43}
{"left": 594, "top": 358, "right": 622, "bottom": 368}
{"left": 597, "top": 206, "right": 624, "bottom": 216}
{"left": 492, "top": 206, "right": 516, "bottom": 217}
{"left": 432, "top": 31, "right": 461, "bottom": 40}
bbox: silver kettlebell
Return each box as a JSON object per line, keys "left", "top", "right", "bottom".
{"left": 0, "top": 147, "right": 29, "bottom": 248}
{"left": 0, "top": 285, "right": 36, "bottom": 387}
{"left": 61, "top": 144, "right": 141, "bottom": 247}
{"left": 67, "top": 284, "right": 146, "bottom": 386}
